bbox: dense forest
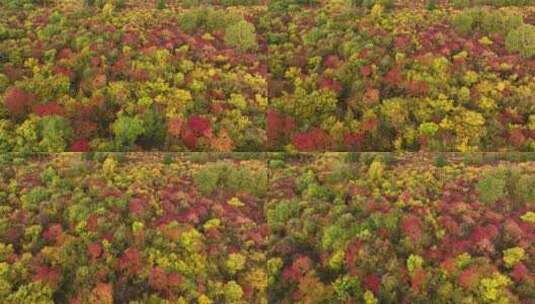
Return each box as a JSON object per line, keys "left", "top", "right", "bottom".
{"left": 1, "top": 0, "right": 534, "bottom": 152}
{"left": 0, "top": 0, "right": 534, "bottom": 303}
{"left": 0, "top": 152, "right": 533, "bottom": 303}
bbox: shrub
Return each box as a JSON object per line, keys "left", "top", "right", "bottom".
{"left": 139, "top": 109, "right": 166, "bottom": 149}
{"left": 453, "top": 0, "right": 470, "bottom": 8}
{"left": 520, "top": 211, "right": 535, "bottom": 222}
{"left": 178, "top": 10, "right": 201, "bottom": 33}
{"left": 452, "top": 9, "right": 523, "bottom": 36}
{"left": 476, "top": 168, "right": 508, "bottom": 204}
{"left": 102, "top": 3, "right": 114, "bottom": 17}
{"left": 3, "top": 87, "right": 35, "bottom": 117}
{"left": 227, "top": 165, "right": 268, "bottom": 197}
{"left": 224, "top": 20, "right": 258, "bottom": 52}
{"left": 220, "top": 0, "right": 260, "bottom": 5}
{"left": 193, "top": 162, "right": 227, "bottom": 195}
{"left": 433, "top": 153, "right": 448, "bottom": 167}
{"left": 292, "top": 128, "right": 331, "bottom": 151}
{"left": 178, "top": 8, "right": 241, "bottom": 34}
{"left": 407, "top": 254, "right": 424, "bottom": 275}
{"left": 192, "top": 161, "right": 266, "bottom": 196}
{"left": 181, "top": 0, "right": 200, "bottom": 8}
{"left": 478, "top": 273, "right": 512, "bottom": 303}
{"left": 452, "top": 12, "right": 474, "bottom": 35}
{"left": 354, "top": 0, "right": 394, "bottom": 9}
{"left": 224, "top": 281, "right": 244, "bottom": 302}
{"left": 39, "top": 116, "right": 73, "bottom": 152}
{"left": 426, "top": 0, "right": 437, "bottom": 10}
{"left": 514, "top": 174, "right": 535, "bottom": 203}
{"left": 162, "top": 154, "right": 174, "bottom": 165}
{"left": 112, "top": 116, "right": 145, "bottom": 150}
{"left": 226, "top": 253, "right": 246, "bottom": 274}
{"left": 368, "top": 159, "right": 384, "bottom": 181}
{"left": 503, "top": 247, "right": 525, "bottom": 268}
{"left": 267, "top": 199, "right": 300, "bottom": 232}
{"left": 506, "top": 24, "right": 535, "bottom": 58}
{"left": 481, "top": 10, "right": 523, "bottom": 34}
{"left": 332, "top": 275, "right": 362, "bottom": 301}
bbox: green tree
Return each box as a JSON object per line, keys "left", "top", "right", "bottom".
{"left": 476, "top": 168, "right": 508, "bottom": 204}
{"left": 515, "top": 174, "right": 535, "bottom": 203}
{"left": 224, "top": 20, "right": 258, "bottom": 52}
{"left": 112, "top": 115, "right": 144, "bottom": 150}
{"left": 139, "top": 109, "right": 166, "bottom": 149}
{"left": 39, "top": 115, "right": 73, "bottom": 152}
{"left": 506, "top": 24, "right": 535, "bottom": 58}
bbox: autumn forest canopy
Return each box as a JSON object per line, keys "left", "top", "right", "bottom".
{"left": 0, "top": 0, "right": 534, "bottom": 152}
{"left": 0, "top": 152, "right": 534, "bottom": 303}
{"left": 0, "top": 0, "right": 534, "bottom": 303}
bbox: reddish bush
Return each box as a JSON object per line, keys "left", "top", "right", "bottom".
{"left": 458, "top": 267, "right": 479, "bottom": 289}
{"left": 511, "top": 263, "right": 529, "bottom": 282}
{"left": 3, "top": 87, "right": 36, "bottom": 116}
{"left": 117, "top": 248, "right": 142, "bottom": 275}
{"left": 282, "top": 256, "right": 313, "bottom": 282}
{"left": 318, "top": 77, "right": 343, "bottom": 94}
{"left": 360, "top": 65, "right": 373, "bottom": 77}
{"left": 411, "top": 269, "right": 427, "bottom": 291}
{"left": 167, "top": 117, "right": 183, "bottom": 137}
{"left": 187, "top": 115, "right": 211, "bottom": 136}
{"left": 33, "top": 102, "right": 65, "bottom": 117}
{"left": 33, "top": 266, "right": 62, "bottom": 287}
{"left": 471, "top": 225, "right": 499, "bottom": 243}
{"left": 405, "top": 80, "right": 429, "bottom": 96}
{"left": 179, "top": 116, "right": 212, "bottom": 149}
{"left": 111, "top": 58, "right": 128, "bottom": 75}
{"left": 440, "top": 258, "right": 457, "bottom": 274}
{"left": 43, "top": 224, "right": 63, "bottom": 242}
{"left": 91, "top": 283, "right": 113, "bottom": 304}
{"left": 53, "top": 66, "right": 75, "bottom": 80}
{"left": 128, "top": 198, "right": 147, "bottom": 216}
{"left": 70, "top": 139, "right": 91, "bottom": 152}
{"left": 57, "top": 48, "right": 74, "bottom": 60}
{"left": 166, "top": 272, "right": 182, "bottom": 288}
{"left": 384, "top": 67, "right": 403, "bottom": 86}
{"left": 267, "top": 110, "right": 296, "bottom": 147}
{"left": 401, "top": 214, "right": 423, "bottom": 241}
{"left": 394, "top": 34, "right": 411, "bottom": 49}
{"left": 363, "top": 87, "right": 380, "bottom": 105}
{"left": 149, "top": 267, "right": 168, "bottom": 291}
{"left": 323, "top": 55, "right": 341, "bottom": 69}
{"left": 439, "top": 215, "right": 461, "bottom": 236}
{"left": 364, "top": 274, "right": 381, "bottom": 294}
{"left": 361, "top": 118, "right": 379, "bottom": 132}
{"left": 87, "top": 242, "right": 102, "bottom": 260}
{"left": 343, "top": 131, "right": 365, "bottom": 150}
{"left": 292, "top": 128, "right": 331, "bottom": 151}
{"left": 181, "top": 129, "right": 198, "bottom": 149}
{"left": 508, "top": 128, "right": 527, "bottom": 147}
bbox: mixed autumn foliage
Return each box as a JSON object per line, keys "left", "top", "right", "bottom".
{"left": 0, "top": 152, "right": 534, "bottom": 303}
{"left": 267, "top": 0, "right": 535, "bottom": 152}
{"left": 0, "top": 153, "right": 268, "bottom": 303}
{"left": 1, "top": 0, "right": 535, "bottom": 152}
{"left": 0, "top": 0, "right": 268, "bottom": 152}
{"left": 1, "top": 0, "right": 535, "bottom": 303}
{"left": 267, "top": 152, "right": 535, "bottom": 303}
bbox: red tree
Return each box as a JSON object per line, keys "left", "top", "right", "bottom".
{"left": 292, "top": 128, "right": 331, "bottom": 151}
{"left": 3, "top": 87, "right": 36, "bottom": 116}
{"left": 267, "top": 110, "right": 295, "bottom": 147}
{"left": 33, "top": 102, "right": 65, "bottom": 117}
